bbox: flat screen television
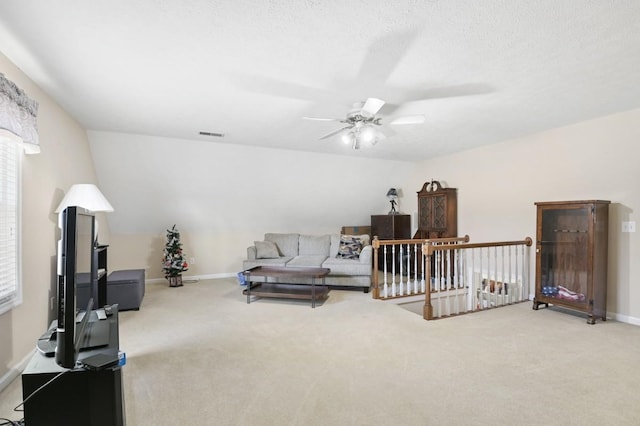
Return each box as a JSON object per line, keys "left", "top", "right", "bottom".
{"left": 55, "top": 206, "right": 96, "bottom": 368}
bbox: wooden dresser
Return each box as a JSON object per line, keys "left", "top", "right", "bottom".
{"left": 371, "top": 214, "right": 411, "bottom": 271}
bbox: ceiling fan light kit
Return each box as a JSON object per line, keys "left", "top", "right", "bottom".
{"left": 341, "top": 124, "right": 378, "bottom": 150}
{"left": 304, "top": 97, "right": 426, "bottom": 150}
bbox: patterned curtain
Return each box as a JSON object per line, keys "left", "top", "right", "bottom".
{"left": 0, "top": 73, "right": 39, "bottom": 154}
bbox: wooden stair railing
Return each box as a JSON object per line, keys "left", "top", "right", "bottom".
{"left": 371, "top": 235, "right": 469, "bottom": 300}
{"left": 422, "top": 237, "right": 533, "bottom": 320}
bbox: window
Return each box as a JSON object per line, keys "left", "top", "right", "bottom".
{"left": 1, "top": 73, "right": 38, "bottom": 314}
{"left": 0, "top": 132, "right": 21, "bottom": 315}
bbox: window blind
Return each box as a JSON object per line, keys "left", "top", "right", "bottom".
{"left": 0, "top": 134, "right": 21, "bottom": 315}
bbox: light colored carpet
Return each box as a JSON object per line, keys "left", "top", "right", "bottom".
{"left": 2, "top": 277, "right": 640, "bottom": 425}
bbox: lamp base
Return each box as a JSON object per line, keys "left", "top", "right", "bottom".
{"left": 388, "top": 200, "right": 398, "bottom": 215}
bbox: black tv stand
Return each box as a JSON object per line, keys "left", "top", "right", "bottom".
{"left": 21, "top": 305, "right": 125, "bottom": 426}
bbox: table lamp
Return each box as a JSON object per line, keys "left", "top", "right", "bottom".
{"left": 55, "top": 184, "right": 114, "bottom": 245}
{"left": 386, "top": 188, "right": 399, "bottom": 214}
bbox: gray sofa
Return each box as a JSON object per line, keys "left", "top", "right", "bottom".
{"left": 242, "top": 233, "right": 372, "bottom": 292}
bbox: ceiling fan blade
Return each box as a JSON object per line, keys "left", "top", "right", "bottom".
{"left": 381, "top": 84, "right": 495, "bottom": 115}
{"left": 355, "top": 29, "right": 419, "bottom": 86}
{"left": 303, "top": 117, "right": 342, "bottom": 122}
{"left": 229, "top": 72, "right": 336, "bottom": 102}
{"left": 319, "top": 125, "right": 353, "bottom": 140}
{"left": 362, "top": 98, "right": 385, "bottom": 116}
{"left": 390, "top": 115, "right": 426, "bottom": 125}
{"left": 393, "top": 83, "right": 495, "bottom": 106}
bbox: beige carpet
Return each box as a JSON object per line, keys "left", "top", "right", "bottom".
{"left": 2, "top": 277, "right": 640, "bottom": 425}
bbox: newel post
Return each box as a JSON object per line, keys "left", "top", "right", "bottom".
{"left": 422, "top": 241, "right": 434, "bottom": 320}
{"left": 372, "top": 236, "right": 380, "bottom": 299}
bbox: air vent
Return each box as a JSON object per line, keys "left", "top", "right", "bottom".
{"left": 199, "top": 131, "right": 225, "bottom": 137}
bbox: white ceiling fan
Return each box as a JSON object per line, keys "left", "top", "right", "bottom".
{"left": 303, "top": 97, "right": 425, "bottom": 149}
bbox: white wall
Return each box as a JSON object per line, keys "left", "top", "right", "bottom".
{"left": 0, "top": 51, "right": 107, "bottom": 383}
{"left": 403, "top": 109, "right": 640, "bottom": 323}
{"left": 88, "top": 131, "right": 415, "bottom": 278}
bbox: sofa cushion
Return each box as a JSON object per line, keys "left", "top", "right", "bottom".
{"left": 322, "top": 256, "right": 372, "bottom": 276}
{"left": 287, "top": 255, "right": 327, "bottom": 268}
{"left": 243, "top": 257, "right": 294, "bottom": 269}
{"left": 255, "top": 240, "right": 280, "bottom": 259}
{"left": 299, "top": 234, "right": 330, "bottom": 256}
{"left": 336, "top": 235, "right": 364, "bottom": 259}
{"left": 265, "top": 233, "right": 299, "bottom": 256}
{"left": 329, "top": 234, "right": 341, "bottom": 258}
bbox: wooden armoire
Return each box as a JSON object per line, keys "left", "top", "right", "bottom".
{"left": 413, "top": 180, "right": 457, "bottom": 239}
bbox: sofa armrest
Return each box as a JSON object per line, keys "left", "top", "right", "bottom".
{"left": 247, "top": 246, "right": 257, "bottom": 260}
{"left": 359, "top": 245, "right": 372, "bottom": 264}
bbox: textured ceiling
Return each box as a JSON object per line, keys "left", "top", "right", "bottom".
{"left": 1, "top": 1, "right": 639, "bottom": 161}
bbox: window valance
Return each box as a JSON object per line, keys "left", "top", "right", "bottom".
{"left": 0, "top": 73, "right": 40, "bottom": 154}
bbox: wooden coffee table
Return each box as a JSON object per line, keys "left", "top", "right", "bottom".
{"left": 242, "top": 266, "right": 330, "bottom": 308}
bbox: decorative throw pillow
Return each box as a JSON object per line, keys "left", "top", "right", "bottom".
{"left": 336, "top": 235, "right": 363, "bottom": 259}
{"left": 255, "top": 240, "right": 280, "bottom": 259}
{"left": 353, "top": 234, "right": 370, "bottom": 246}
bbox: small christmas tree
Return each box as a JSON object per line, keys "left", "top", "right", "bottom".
{"left": 162, "top": 224, "right": 189, "bottom": 287}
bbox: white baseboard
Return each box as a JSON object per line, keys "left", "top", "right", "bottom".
{"left": 0, "top": 350, "right": 34, "bottom": 393}
{"left": 609, "top": 312, "right": 640, "bottom": 326}
{"left": 147, "top": 272, "right": 236, "bottom": 284}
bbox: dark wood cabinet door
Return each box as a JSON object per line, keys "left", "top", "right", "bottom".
{"left": 371, "top": 215, "right": 411, "bottom": 240}
{"left": 371, "top": 215, "right": 411, "bottom": 271}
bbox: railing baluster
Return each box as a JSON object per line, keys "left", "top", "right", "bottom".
{"left": 400, "top": 244, "right": 406, "bottom": 296}
{"left": 391, "top": 245, "right": 396, "bottom": 297}
{"left": 454, "top": 248, "right": 460, "bottom": 314}
{"left": 471, "top": 247, "right": 476, "bottom": 310}
{"left": 510, "top": 245, "right": 514, "bottom": 303}
{"left": 492, "top": 246, "right": 496, "bottom": 307}
{"left": 480, "top": 248, "right": 484, "bottom": 305}
{"left": 436, "top": 251, "right": 441, "bottom": 317}
{"left": 383, "top": 245, "right": 388, "bottom": 298}
{"left": 408, "top": 243, "right": 412, "bottom": 295}
{"left": 493, "top": 246, "right": 498, "bottom": 307}
{"left": 403, "top": 244, "right": 408, "bottom": 295}
{"left": 410, "top": 243, "right": 416, "bottom": 295}
{"left": 446, "top": 248, "right": 452, "bottom": 315}
{"left": 420, "top": 243, "right": 426, "bottom": 293}
{"left": 443, "top": 249, "right": 448, "bottom": 316}
{"left": 511, "top": 246, "right": 524, "bottom": 301}
{"left": 502, "top": 246, "right": 507, "bottom": 303}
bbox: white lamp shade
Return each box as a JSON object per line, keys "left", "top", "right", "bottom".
{"left": 55, "top": 184, "right": 114, "bottom": 213}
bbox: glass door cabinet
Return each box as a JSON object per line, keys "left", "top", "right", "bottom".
{"left": 533, "top": 200, "right": 610, "bottom": 324}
